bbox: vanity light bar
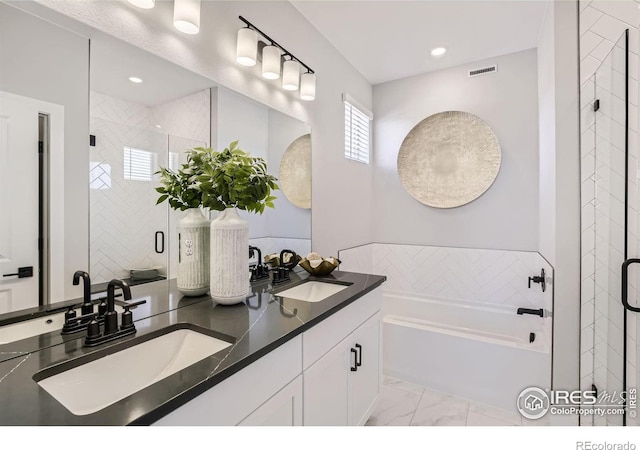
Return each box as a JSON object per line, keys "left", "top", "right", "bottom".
{"left": 238, "top": 16, "right": 314, "bottom": 75}
{"left": 237, "top": 16, "right": 316, "bottom": 101}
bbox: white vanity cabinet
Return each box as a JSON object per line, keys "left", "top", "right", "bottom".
{"left": 302, "top": 289, "right": 382, "bottom": 426}
{"left": 153, "top": 335, "right": 303, "bottom": 426}
{"left": 153, "top": 287, "right": 382, "bottom": 426}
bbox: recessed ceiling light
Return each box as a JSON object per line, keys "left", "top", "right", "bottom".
{"left": 128, "top": 77, "right": 143, "bottom": 83}
{"left": 430, "top": 47, "right": 447, "bottom": 58}
{"left": 155, "top": 124, "right": 162, "bottom": 129}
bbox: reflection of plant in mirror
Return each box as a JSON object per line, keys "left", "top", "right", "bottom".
{"left": 195, "top": 141, "right": 279, "bottom": 214}
{"left": 155, "top": 150, "right": 207, "bottom": 211}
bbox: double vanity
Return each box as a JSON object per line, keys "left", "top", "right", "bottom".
{"left": 0, "top": 270, "right": 385, "bottom": 425}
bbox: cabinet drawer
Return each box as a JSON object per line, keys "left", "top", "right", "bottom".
{"left": 302, "top": 287, "right": 381, "bottom": 370}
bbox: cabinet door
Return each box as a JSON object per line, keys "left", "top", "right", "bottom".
{"left": 303, "top": 335, "right": 353, "bottom": 425}
{"left": 239, "top": 375, "right": 302, "bottom": 426}
{"left": 350, "top": 313, "right": 381, "bottom": 426}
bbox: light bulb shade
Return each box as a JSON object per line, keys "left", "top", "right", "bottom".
{"left": 282, "top": 60, "right": 300, "bottom": 91}
{"left": 237, "top": 28, "right": 258, "bottom": 66}
{"left": 128, "top": 0, "right": 155, "bottom": 9}
{"left": 173, "top": 0, "right": 200, "bottom": 35}
{"left": 300, "top": 73, "right": 316, "bottom": 101}
{"left": 262, "top": 45, "right": 281, "bottom": 80}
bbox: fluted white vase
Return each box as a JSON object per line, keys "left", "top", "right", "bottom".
{"left": 177, "top": 208, "right": 210, "bottom": 296}
{"left": 210, "top": 208, "right": 249, "bottom": 305}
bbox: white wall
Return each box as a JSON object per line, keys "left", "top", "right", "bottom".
{"left": 372, "top": 49, "right": 540, "bottom": 251}
{"left": 537, "top": 2, "right": 557, "bottom": 266}
{"left": 539, "top": 0, "right": 581, "bottom": 425}
{"left": 0, "top": 2, "right": 89, "bottom": 300}
{"left": 27, "top": 0, "right": 375, "bottom": 257}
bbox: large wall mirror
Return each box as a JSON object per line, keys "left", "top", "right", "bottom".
{"left": 88, "top": 31, "right": 213, "bottom": 289}
{"left": 214, "top": 87, "right": 312, "bottom": 260}
{"left": 0, "top": 2, "right": 312, "bottom": 317}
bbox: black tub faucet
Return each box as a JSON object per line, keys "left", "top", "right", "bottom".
{"left": 517, "top": 307, "right": 544, "bottom": 318}
{"left": 73, "top": 270, "right": 93, "bottom": 315}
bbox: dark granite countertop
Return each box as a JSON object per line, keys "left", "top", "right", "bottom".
{"left": 0, "top": 280, "right": 209, "bottom": 364}
{"left": 0, "top": 270, "right": 385, "bottom": 425}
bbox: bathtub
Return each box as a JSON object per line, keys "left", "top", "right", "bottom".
{"left": 383, "top": 291, "right": 552, "bottom": 412}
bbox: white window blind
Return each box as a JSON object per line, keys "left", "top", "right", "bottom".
{"left": 123, "top": 147, "right": 153, "bottom": 181}
{"left": 343, "top": 93, "right": 372, "bottom": 164}
{"left": 168, "top": 152, "right": 179, "bottom": 171}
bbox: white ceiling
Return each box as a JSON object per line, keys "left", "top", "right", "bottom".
{"left": 292, "top": 0, "right": 550, "bottom": 85}
{"left": 90, "top": 32, "right": 214, "bottom": 107}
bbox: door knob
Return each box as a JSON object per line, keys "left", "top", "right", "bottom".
{"left": 2, "top": 266, "right": 34, "bottom": 278}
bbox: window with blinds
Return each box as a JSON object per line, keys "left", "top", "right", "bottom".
{"left": 344, "top": 94, "right": 372, "bottom": 164}
{"left": 123, "top": 147, "right": 153, "bottom": 182}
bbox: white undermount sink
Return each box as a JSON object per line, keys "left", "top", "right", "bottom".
{"left": 0, "top": 305, "right": 124, "bottom": 345}
{"left": 36, "top": 328, "right": 232, "bottom": 415}
{"left": 276, "top": 281, "right": 349, "bottom": 302}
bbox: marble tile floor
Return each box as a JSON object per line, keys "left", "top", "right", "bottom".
{"left": 366, "top": 376, "right": 551, "bottom": 426}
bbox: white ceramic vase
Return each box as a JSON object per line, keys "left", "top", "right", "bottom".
{"left": 210, "top": 208, "right": 250, "bottom": 305}
{"left": 177, "top": 208, "right": 211, "bottom": 296}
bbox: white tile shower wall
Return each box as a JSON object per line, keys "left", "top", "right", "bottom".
{"left": 90, "top": 90, "right": 211, "bottom": 283}
{"left": 579, "top": 0, "right": 640, "bottom": 426}
{"left": 338, "top": 244, "right": 375, "bottom": 276}
{"left": 152, "top": 89, "right": 210, "bottom": 145}
{"left": 90, "top": 91, "right": 152, "bottom": 129}
{"left": 89, "top": 115, "right": 167, "bottom": 283}
{"left": 340, "top": 244, "right": 552, "bottom": 312}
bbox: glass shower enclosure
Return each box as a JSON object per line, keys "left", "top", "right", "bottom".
{"left": 586, "top": 29, "right": 635, "bottom": 426}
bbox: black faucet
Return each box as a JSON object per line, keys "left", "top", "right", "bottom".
{"left": 249, "top": 246, "right": 262, "bottom": 265}
{"left": 73, "top": 270, "right": 94, "bottom": 315}
{"left": 104, "top": 280, "right": 132, "bottom": 335}
{"left": 272, "top": 266, "right": 291, "bottom": 285}
{"left": 517, "top": 307, "right": 544, "bottom": 318}
{"left": 84, "top": 279, "right": 145, "bottom": 347}
{"left": 249, "top": 246, "right": 269, "bottom": 281}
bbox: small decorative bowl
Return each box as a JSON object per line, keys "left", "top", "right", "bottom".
{"left": 298, "top": 257, "right": 341, "bottom": 276}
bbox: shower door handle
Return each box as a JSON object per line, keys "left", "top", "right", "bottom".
{"left": 155, "top": 231, "right": 165, "bottom": 254}
{"left": 621, "top": 259, "right": 640, "bottom": 312}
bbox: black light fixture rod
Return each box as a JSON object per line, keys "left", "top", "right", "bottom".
{"left": 238, "top": 16, "right": 314, "bottom": 74}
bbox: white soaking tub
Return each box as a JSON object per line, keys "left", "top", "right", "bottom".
{"left": 382, "top": 291, "right": 551, "bottom": 412}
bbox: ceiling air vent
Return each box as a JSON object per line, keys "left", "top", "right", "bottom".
{"left": 468, "top": 65, "right": 498, "bottom": 78}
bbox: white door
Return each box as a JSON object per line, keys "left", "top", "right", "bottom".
{"left": 350, "top": 313, "right": 382, "bottom": 425}
{"left": 0, "top": 92, "right": 40, "bottom": 313}
{"left": 303, "top": 335, "right": 352, "bottom": 425}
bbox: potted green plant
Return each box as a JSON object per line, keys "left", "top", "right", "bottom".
{"left": 156, "top": 151, "right": 212, "bottom": 297}
{"left": 191, "top": 142, "right": 278, "bottom": 304}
